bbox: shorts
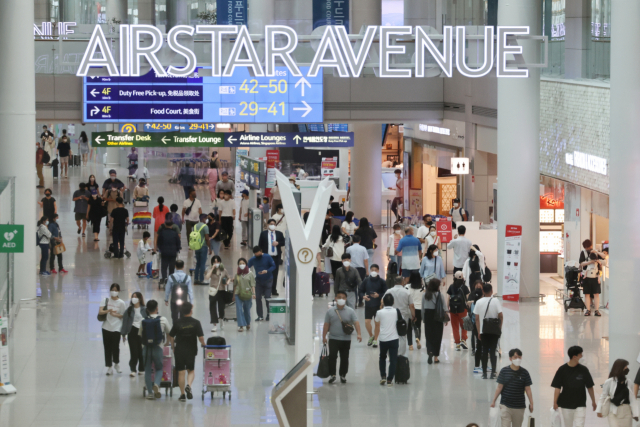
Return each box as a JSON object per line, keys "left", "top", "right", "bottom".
{"left": 582, "top": 277, "right": 601, "bottom": 295}
{"left": 365, "top": 306, "right": 379, "bottom": 320}
{"left": 402, "top": 269, "right": 418, "bottom": 278}
{"left": 174, "top": 349, "right": 196, "bottom": 371}
{"left": 75, "top": 212, "right": 86, "bottom": 221}
{"left": 60, "top": 156, "right": 69, "bottom": 166}
{"left": 138, "top": 256, "right": 146, "bottom": 265}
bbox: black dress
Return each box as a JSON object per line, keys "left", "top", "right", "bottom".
{"left": 423, "top": 292, "right": 445, "bottom": 356}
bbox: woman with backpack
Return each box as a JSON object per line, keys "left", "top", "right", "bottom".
{"left": 463, "top": 244, "right": 485, "bottom": 286}
{"left": 120, "top": 292, "right": 147, "bottom": 377}
{"left": 422, "top": 278, "right": 449, "bottom": 364}
{"left": 322, "top": 225, "right": 345, "bottom": 279}
{"left": 447, "top": 271, "right": 471, "bottom": 351}
{"left": 233, "top": 258, "right": 256, "bottom": 332}
{"left": 205, "top": 255, "right": 231, "bottom": 332}
{"left": 406, "top": 272, "right": 424, "bottom": 351}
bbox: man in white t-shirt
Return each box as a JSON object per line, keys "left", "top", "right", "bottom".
{"left": 416, "top": 214, "right": 433, "bottom": 255}
{"left": 449, "top": 197, "right": 468, "bottom": 227}
{"left": 473, "top": 283, "right": 503, "bottom": 379}
{"left": 389, "top": 169, "right": 403, "bottom": 222}
{"left": 182, "top": 188, "right": 202, "bottom": 239}
{"left": 374, "top": 294, "right": 401, "bottom": 386}
{"left": 218, "top": 190, "right": 236, "bottom": 248}
{"left": 447, "top": 225, "right": 472, "bottom": 274}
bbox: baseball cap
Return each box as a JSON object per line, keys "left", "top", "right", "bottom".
{"left": 454, "top": 271, "right": 464, "bottom": 279}
{"left": 90, "top": 189, "right": 98, "bottom": 195}
{"left": 241, "top": 190, "right": 249, "bottom": 196}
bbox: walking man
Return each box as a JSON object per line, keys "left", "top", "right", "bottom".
{"left": 322, "top": 290, "right": 362, "bottom": 384}
{"left": 259, "top": 219, "right": 285, "bottom": 296}
{"left": 170, "top": 302, "right": 205, "bottom": 402}
{"left": 551, "top": 345, "right": 596, "bottom": 427}
{"left": 248, "top": 246, "right": 276, "bottom": 321}
{"left": 164, "top": 260, "right": 194, "bottom": 324}
{"left": 334, "top": 253, "right": 362, "bottom": 309}
{"left": 491, "top": 349, "right": 534, "bottom": 426}
{"left": 474, "top": 283, "right": 503, "bottom": 379}
{"left": 140, "top": 300, "right": 172, "bottom": 400}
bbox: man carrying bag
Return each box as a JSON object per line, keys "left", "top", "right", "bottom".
{"left": 473, "top": 283, "right": 503, "bottom": 380}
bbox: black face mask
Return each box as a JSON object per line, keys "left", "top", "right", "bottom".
{"left": 624, "top": 368, "right": 630, "bottom": 376}
{"left": 426, "top": 221, "right": 433, "bottom": 227}
{"left": 473, "top": 289, "right": 483, "bottom": 301}
{"left": 45, "top": 193, "right": 51, "bottom": 197}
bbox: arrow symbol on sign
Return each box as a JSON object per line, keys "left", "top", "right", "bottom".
{"left": 161, "top": 136, "right": 170, "bottom": 145}
{"left": 227, "top": 135, "right": 237, "bottom": 144}
{"left": 293, "top": 135, "right": 302, "bottom": 145}
{"left": 90, "top": 89, "right": 99, "bottom": 97}
{"left": 294, "top": 77, "right": 311, "bottom": 97}
{"left": 90, "top": 106, "right": 100, "bottom": 116}
{"left": 95, "top": 136, "right": 104, "bottom": 145}
{"left": 293, "top": 101, "right": 312, "bottom": 118}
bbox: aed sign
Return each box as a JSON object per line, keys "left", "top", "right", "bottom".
{"left": 0, "top": 225, "right": 24, "bottom": 253}
{"left": 76, "top": 24, "right": 545, "bottom": 80}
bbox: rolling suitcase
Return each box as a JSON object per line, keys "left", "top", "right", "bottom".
{"left": 313, "top": 272, "right": 331, "bottom": 296}
{"left": 395, "top": 355, "right": 410, "bottom": 384}
{"left": 51, "top": 158, "right": 59, "bottom": 179}
{"left": 123, "top": 188, "right": 131, "bottom": 204}
{"left": 74, "top": 154, "right": 81, "bottom": 166}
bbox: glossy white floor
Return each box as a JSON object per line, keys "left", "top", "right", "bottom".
{"left": 1, "top": 158, "right": 612, "bottom": 427}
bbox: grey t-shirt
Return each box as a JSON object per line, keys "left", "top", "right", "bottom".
{"left": 215, "top": 179, "right": 235, "bottom": 197}
{"left": 73, "top": 189, "right": 90, "bottom": 213}
{"left": 324, "top": 307, "right": 358, "bottom": 341}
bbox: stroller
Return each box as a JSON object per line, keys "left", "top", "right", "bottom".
{"left": 564, "top": 261, "right": 586, "bottom": 312}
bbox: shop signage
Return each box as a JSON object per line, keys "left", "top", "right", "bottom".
{"left": 321, "top": 157, "right": 337, "bottom": 177}
{"left": 266, "top": 150, "right": 280, "bottom": 196}
{"left": 450, "top": 158, "right": 469, "bottom": 175}
{"left": 238, "top": 155, "right": 264, "bottom": 190}
{"left": 436, "top": 217, "right": 452, "bottom": 243}
{"left": 216, "top": 0, "right": 247, "bottom": 25}
{"left": 76, "top": 24, "right": 543, "bottom": 79}
{"left": 502, "top": 225, "right": 522, "bottom": 302}
{"left": 565, "top": 151, "right": 607, "bottom": 176}
{"left": 540, "top": 194, "right": 564, "bottom": 209}
{"left": 91, "top": 131, "right": 224, "bottom": 148}
{"left": 313, "top": 0, "right": 349, "bottom": 31}
{"left": 225, "top": 132, "right": 353, "bottom": 148}
{"left": 0, "top": 225, "right": 24, "bottom": 253}
{"left": 419, "top": 124, "right": 451, "bottom": 135}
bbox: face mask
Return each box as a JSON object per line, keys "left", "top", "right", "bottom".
{"left": 433, "top": 250, "right": 439, "bottom": 257}
{"left": 370, "top": 271, "right": 378, "bottom": 278}
{"left": 343, "top": 261, "right": 351, "bottom": 268}
{"left": 511, "top": 358, "right": 522, "bottom": 367}
{"left": 214, "top": 263, "right": 220, "bottom": 269}
{"left": 110, "top": 291, "right": 119, "bottom": 298}
{"left": 453, "top": 203, "right": 459, "bottom": 208}
{"left": 278, "top": 210, "right": 283, "bottom": 214}
{"left": 45, "top": 193, "right": 51, "bottom": 197}
{"left": 430, "top": 231, "right": 436, "bottom": 236}
{"left": 624, "top": 368, "right": 630, "bottom": 376}
{"left": 336, "top": 299, "right": 346, "bottom": 306}
{"left": 395, "top": 230, "right": 401, "bottom": 235}
{"left": 269, "top": 225, "right": 276, "bottom": 231}
{"left": 131, "top": 297, "right": 139, "bottom": 305}
{"left": 238, "top": 264, "right": 246, "bottom": 269}
{"left": 110, "top": 176, "right": 116, "bottom": 180}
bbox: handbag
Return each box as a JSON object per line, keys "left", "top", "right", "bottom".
{"left": 335, "top": 309, "right": 355, "bottom": 335}
{"left": 97, "top": 298, "right": 109, "bottom": 322}
{"left": 462, "top": 310, "right": 474, "bottom": 331}
{"left": 422, "top": 257, "right": 439, "bottom": 285}
{"left": 434, "top": 291, "right": 450, "bottom": 323}
{"left": 482, "top": 298, "right": 502, "bottom": 336}
{"left": 53, "top": 242, "right": 66, "bottom": 255}
{"left": 316, "top": 344, "right": 331, "bottom": 378}
{"left": 326, "top": 240, "right": 334, "bottom": 258}
{"left": 395, "top": 309, "right": 407, "bottom": 336}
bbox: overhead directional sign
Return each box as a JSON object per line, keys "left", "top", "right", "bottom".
{"left": 91, "top": 131, "right": 224, "bottom": 148}
{"left": 224, "top": 132, "right": 353, "bottom": 148}
{"left": 83, "top": 66, "right": 323, "bottom": 124}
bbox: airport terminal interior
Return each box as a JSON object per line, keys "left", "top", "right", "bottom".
{"left": 0, "top": 0, "right": 635, "bottom": 426}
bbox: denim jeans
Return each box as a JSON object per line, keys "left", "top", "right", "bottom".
{"left": 388, "top": 255, "right": 401, "bottom": 274}
{"left": 255, "top": 279, "right": 272, "bottom": 319}
{"left": 209, "top": 239, "right": 221, "bottom": 256}
{"left": 194, "top": 246, "right": 208, "bottom": 282}
{"left": 235, "top": 295, "right": 252, "bottom": 327}
{"left": 379, "top": 339, "right": 399, "bottom": 381}
{"left": 39, "top": 243, "right": 49, "bottom": 273}
{"left": 143, "top": 345, "right": 164, "bottom": 393}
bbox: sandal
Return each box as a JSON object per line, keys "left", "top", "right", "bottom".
{"left": 584, "top": 310, "right": 591, "bottom": 316}
{"left": 82, "top": 233, "right": 86, "bottom": 237}
{"left": 594, "top": 310, "right": 601, "bottom": 317}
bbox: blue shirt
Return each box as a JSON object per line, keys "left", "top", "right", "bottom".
{"left": 395, "top": 235, "right": 422, "bottom": 270}
{"left": 248, "top": 254, "right": 276, "bottom": 283}
{"left": 164, "top": 270, "right": 194, "bottom": 303}
{"left": 419, "top": 256, "right": 446, "bottom": 280}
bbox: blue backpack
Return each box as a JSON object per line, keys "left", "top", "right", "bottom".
{"left": 141, "top": 317, "right": 164, "bottom": 347}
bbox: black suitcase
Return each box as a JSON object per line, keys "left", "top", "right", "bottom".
{"left": 73, "top": 154, "right": 81, "bottom": 166}
{"left": 313, "top": 272, "right": 331, "bottom": 296}
{"left": 207, "top": 336, "right": 226, "bottom": 346}
{"left": 51, "top": 159, "right": 59, "bottom": 178}
{"left": 395, "top": 355, "right": 410, "bottom": 384}
{"left": 123, "top": 188, "right": 131, "bottom": 204}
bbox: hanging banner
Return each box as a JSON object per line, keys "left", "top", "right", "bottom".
{"left": 216, "top": 0, "right": 248, "bottom": 25}
{"left": 313, "top": 0, "right": 349, "bottom": 30}
{"left": 503, "top": 225, "right": 523, "bottom": 301}
{"left": 266, "top": 150, "right": 280, "bottom": 197}
{"left": 436, "top": 217, "right": 452, "bottom": 243}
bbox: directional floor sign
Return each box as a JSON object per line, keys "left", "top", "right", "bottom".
{"left": 224, "top": 132, "right": 354, "bottom": 148}
{"left": 92, "top": 132, "right": 224, "bottom": 148}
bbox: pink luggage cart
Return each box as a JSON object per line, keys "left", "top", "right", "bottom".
{"left": 202, "top": 345, "right": 231, "bottom": 400}
{"left": 143, "top": 345, "right": 174, "bottom": 397}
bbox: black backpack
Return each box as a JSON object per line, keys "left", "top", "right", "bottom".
{"left": 395, "top": 309, "right": 407, "bottom": 336}
{"left": 449, "top": 284, "right": 467, "bottom": 313}
{"left": 42, "top": 151, "right": 51, "bottom": 164}
{"left": 141, "top": 317, "right": 164, "bottom": 346}
{"left": 483, "top": 266, "right": 492, "bottom": 283}
{"left": 207, "top": 336, "right": 226, "bottom": 346}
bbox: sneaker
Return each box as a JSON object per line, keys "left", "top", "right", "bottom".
{"left": 51, "top": 269, "right": 57, "bottom": 274}
{"left": 77, "top": 227, "right": 81, "bottom": 234}
{"left": 179, "top": 394, "right": 186, "bottom": 402}
{"left": 255, "top": 317, "right": 263, "bottom": 322}
{"left": 372, "top": 340, "right": 378, "bottom": 348}
{"left": 357, "top": 302, "right": 364, "bottom": 308}
{"left": 130, "top": 372, "right": 136, "bottom": 377}
{"left": 428, "top": 354, "right": 433, "bottom": 364}
{"left": 60, "top": 269, "right": 69, "bottom": 274}
{"left": 340, "top": 376, "right": 347, "bottom": 384}
{"left": 409, "top": 345, "right": 414, "bottom": 351}
{"left": 153, "top": 384, "right": 161, "bottom": 398}
{"left": 185, "top": 385, "right": 193, "bottom": 400}
{"left": 460, "top": 341, "right": 468, "bottom": 350}
{"left": 266, "top": 316, "right": 270, "bottom": 321}
{"left": 138, "top": 371, "right": 144, "bottom": 375}
{"left": 328, "top": 376, "right": 337, "bottom": 384}
{"left": 146, "top": 394, "right": 155, "bottom": 400}
{"left": 238, "top": 327, "right": 244, "bottom": 332}
{"left": 471, "top": 349, "right": 476, "bottom": 356}
{"left": 114, "top": 364, "right": 122, "bottom": 373}
{"left": 387, "top": 381, "right": 394, "bottom": 387}
{"left": 212, "top": 325, "right": 218, "bottom": 332}
{"left": 482, "top": 373, "right": 488, "bottom": 379}
{"left": 272, "top": 292, "right": 280, "bottom": 296}
{"left": 240, "top": 241, "right": 247, "bottom": 246}
{"left": 106, "top": 367, "right": 113, "bottom": 376}
{"left": 41, "top": 271, "right": 51, "bottom": 276}
{"left": 367, "top": 337, "right": 374, "bottom": 346}
{"left": 473, "top": 367, "right": 482, "bottom": 374}
{"left": 490, "top": 373, "right": 497, "bottom": 380}
{"left": 416, "top": 338, "right": 422, "bottom": 349}
{"left": 456, "top": 343, "right": 461, "bottom": 351}
{"left": 380, "top": 378, "right": 386, "bottom": 386}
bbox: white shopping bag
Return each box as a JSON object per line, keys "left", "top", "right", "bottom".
{"left": 489, "top": 407, "right": 501, "bottom": 427}
{"left": 550, "top": 408, "right": 562, "bottom": 427}
{"left": 151, "top": 253, "right": 158, "bottom": 270}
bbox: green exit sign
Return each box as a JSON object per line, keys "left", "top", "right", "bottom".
{"left": 0, "top": 225, "right": 24, "bottom": 253}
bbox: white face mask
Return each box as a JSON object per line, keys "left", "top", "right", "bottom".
{"left": 269, "top": 224, "right": 276, "bottom": 231}
{"left": 453, "top": 203, "right": 459, "bottom": 208}
{"left": 238, "top": 264, "right": 246, "bottom": 269}
{"left": 336, "top": 299, "right": 346, "bottom": 306}
{"left": 511, "top": 358, "right": 522, "bottom": 367}
{"left": 394, "top": 230, "right": 401, "bottom": 235}
{"left": 342, "top": 261, "right": 351, "bottom": 268}
{"left": 370, "top": 271, "right": 378, "bottom": 277}
{"left": 213, "top": 263, "right": 220, "bottom": 269}
{"left": 430, "top": 231, "right": 436, "bottom": 236}
{"left": 110, "top": 291, "right": 119, "bottom": 298}
{"left": 131, "top": 297, "right": 139, "bottom": 305}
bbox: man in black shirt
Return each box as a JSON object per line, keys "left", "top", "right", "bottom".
{"left": 551, "top": 345, "right": 596, "bottom": 427}
{"left": 72, "top": 183, "right": 90, "bottom": 236}
{"left": 102, "top": 169, "right": 125, "bottom": 197}
{"left": 578, "top": 239, "right": 606, "bottom": 316}
{"left": 491, "top": 348, "right": 533, "bottom": 427}
{"left": 57, "top": 136, "right": 71, "bottom": 178}
{"left": 109, "top": 197, "right": 129, "bottom": 258}
{"left": 169, "top": 302, "right": 205, "bottom": 402}
{"left": 40, "top": 125, "right": 54, "bottom": 141}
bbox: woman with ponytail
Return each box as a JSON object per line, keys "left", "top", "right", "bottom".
{"left": 152, "top": 196, "right": 169, "bottom": 241}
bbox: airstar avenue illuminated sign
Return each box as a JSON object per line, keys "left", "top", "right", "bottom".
{"left": 76, "top": 25, "right": 546, "bottom": 79}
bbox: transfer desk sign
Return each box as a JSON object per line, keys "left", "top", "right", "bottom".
{"left": 91, "top": 131, "right": 224, "bottom": 148}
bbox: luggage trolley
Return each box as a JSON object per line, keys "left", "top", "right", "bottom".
{"left": 132, "top": 200, "right": 151, "bottom": 230}
{"left": 202, "top": 345, "right": 231, "bottom": 400}
{"left": 143, "top": 345, "right": 175, "bottom": 398}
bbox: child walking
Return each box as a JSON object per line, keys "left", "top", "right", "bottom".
{"left": 136, "top": 231, "right": 154, "bottom": 277}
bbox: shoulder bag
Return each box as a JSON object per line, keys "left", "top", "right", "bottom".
{"left": 185, "top": 199, "right": 196, "bottom": 216}
{"left": 326, "top": 239, "right": 335, "bottom": 258}
{"left": 422, "top": 256, "right": 439, "bottom": 285}
{"left": 481, "top": 298, "right": 502, "bottom": 336}
{"left": 434, "top": 291, "right": 451, "bottom": 323}
{"left": 97, "top": 298, "right": 109, "bottom": 322}
{"left": 395, "top": 308, "right": 408, "bottom": 336}
{"left": 335, "top": 309, "right": 355, "bottom": 335}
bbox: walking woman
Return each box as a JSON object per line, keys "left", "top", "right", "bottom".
{"left": 354, "top": 217, "right": 377, "bottom": 259}
{"left": 462, "top": 244, "right": 485, "bottom": 286}
{"left": 79, "top": 131, "right": 90, "bottom": 166}
{"left": 407, "top": 272, "right": 423, "bottom": 350}
{"left": 597, "top": 359, "right": 638, "bottom": 426}
{"left": 152, "top": 196, "right": 169, "bottom": 242}
{"left": 86, "top": 174, "right": 100, "bottom": 193}
{"left": 37, "top": 216, "right": 52, "bottom": 276}
{"left": 341, "top": 211, "right": 358, "bottom": 236}
{"left": 386, "top": 224, "right": 402, "bottom": 274}
{"left": 422, "top": 278, "right": 449, "bottom": 364}
{"left": 205, "top": 255, "right": 231, "bottom": 332}
{"left": 323, "top": 225, "right": 345, "bottom": 278}
{"left": 86, "top": 190, "right": 105, "bottom": 241}
{"left": 386, "top": 261, "right": 399, "bottom": 290}
{"left": 233, "top": 258, "right": 256, "bottom": 332}
{"left": 420, "top": 244, "right": 446, "bottom": 285}
{"left": 470, "top": 280, "right": 484, "bottom": 372}
{"left": 207, "top": 161, "right": 219, "bottom": 202}
{"left": 98, "top": 283, "right": 127, "bottom": 375}
{"left": 120, "top": 292, "right": 147, "bottom": 377}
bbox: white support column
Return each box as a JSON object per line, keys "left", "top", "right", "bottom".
{"left": 350, "top": 123, "right": 383, "bottom": 226}
{"left": 609, "top": 0, "right": 640, "bottom": 365}
{"left": 0, "top": 0, "right": 37, "bottom": 306}
{"left": 106, "top": 0, "right": 129, "bottom": 23}
{"left": 565, "top": 0, "right": 591, "bottom": 79}
{"left": 496, "top": 1, "right": 540, "bottom": 299}
{"left": 166, "top": 0, "right": 189, "bottom": 30}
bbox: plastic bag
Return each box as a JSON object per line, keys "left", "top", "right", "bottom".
{"left": 151, "top": 253, "right": 158, "bottom": 270}
{"left": 489, "top": 406, "right": 501, "bottom": 427}
{"left": 550, "top": 408, "right": 562, "bottom": 427}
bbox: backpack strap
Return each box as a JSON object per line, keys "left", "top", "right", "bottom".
{"left": 483, "top": 298, "right": 492, "bottom": 319}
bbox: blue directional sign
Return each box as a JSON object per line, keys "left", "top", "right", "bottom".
{"left": 224, "top": 132, "right": 353, "bottom": 148}
{"left": 83, "top": 67, "right": 323, "bottom": 123}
